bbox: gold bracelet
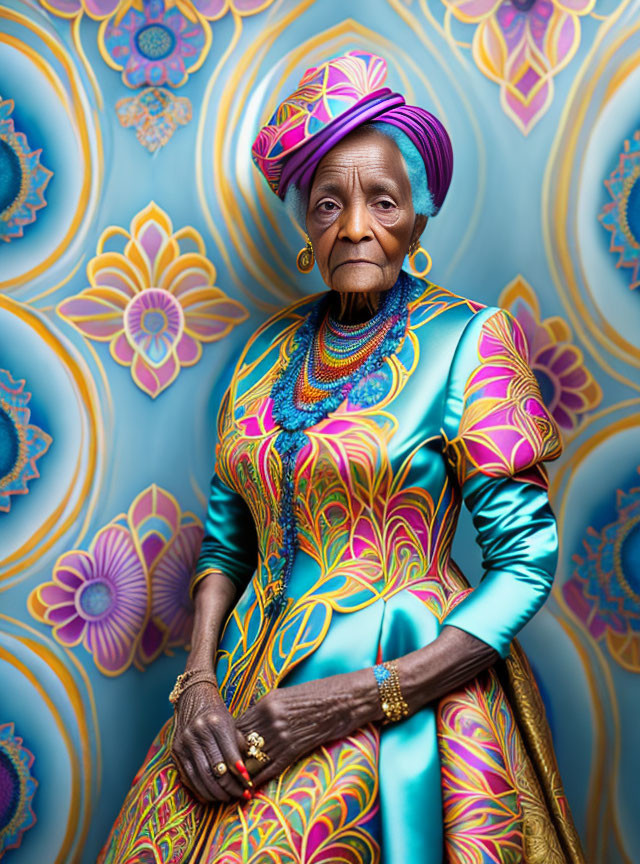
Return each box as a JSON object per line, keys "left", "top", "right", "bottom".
{"left": 169, "top": 669, "right": 217, "bottom": 706}
{"left": 373, "top": 660, "right": 409, "bottom": 724}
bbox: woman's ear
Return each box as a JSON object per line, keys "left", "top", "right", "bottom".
{"left": 411, "top": 214, "right": 428, "bottom": 248}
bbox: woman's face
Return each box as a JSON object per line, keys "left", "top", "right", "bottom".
{"left": 306, "top": 127, "right": 427, "bottom": 294}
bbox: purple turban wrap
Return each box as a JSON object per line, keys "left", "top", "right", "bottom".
{"left": 251, "top": 51, "right": 453, "bottom": 215}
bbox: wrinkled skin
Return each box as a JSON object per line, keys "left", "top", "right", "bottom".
{"left": 172, "top": 131, "right": 498, "bottom": 803}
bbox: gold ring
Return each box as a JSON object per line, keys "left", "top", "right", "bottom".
{"left": 213, "top": 762, "right": 227, "bottom": 777}
{"left": 246, "top": 731, "right": 270, "bottom": 763}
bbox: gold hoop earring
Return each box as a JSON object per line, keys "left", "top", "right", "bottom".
{"left": 296, "top": 234, "right": 314, "bottom": 274}
{"left": 408, "top": 245, "right": 432, "bottom": 278}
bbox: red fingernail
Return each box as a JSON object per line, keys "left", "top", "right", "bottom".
{"left": 235, "top": 760, "right": 250, "bottom": 780}
{"left": 242, "top": 789, "right": 252, "bottom": 800}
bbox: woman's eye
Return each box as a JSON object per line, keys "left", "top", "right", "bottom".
{"left": 375, "top": 200, "right": 395, "bottom": 210}
{"left": 318, "top": 201, "right": 338, "bottom": 212}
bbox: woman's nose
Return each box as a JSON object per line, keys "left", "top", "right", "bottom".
{"left": 338, "top": 200, "right": 372, "bottom": 243}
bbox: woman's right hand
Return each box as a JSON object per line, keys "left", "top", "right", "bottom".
{"left": 171, "top": 680, "right": 251, "bottom": 804}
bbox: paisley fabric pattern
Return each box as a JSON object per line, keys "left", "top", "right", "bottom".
{"left": 100, "top": 274, "right": 577, "bottom": 863}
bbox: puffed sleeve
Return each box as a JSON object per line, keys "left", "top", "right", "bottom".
{"left": 190, "top": 387, "right": 258, "bottom": 599}
{"left": 440, "top": 307, "right": 563, "bottom": 658}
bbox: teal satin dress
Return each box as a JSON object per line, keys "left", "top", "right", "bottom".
{"left": 99, "top": 273, "right": 567, "bottom": 864}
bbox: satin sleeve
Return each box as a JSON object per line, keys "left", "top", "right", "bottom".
{"left": 190, "top": 388, "right": 258, "bottom": 599}
{"left": 440, "top": 307, "right": 563, "bottom": 658}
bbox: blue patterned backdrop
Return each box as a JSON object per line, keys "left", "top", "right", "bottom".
{"left": 1, "top": 0, "right": 639, "bottom": 860}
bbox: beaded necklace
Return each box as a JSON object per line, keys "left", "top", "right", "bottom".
{"left": 265, "top": 269, "right": 418, "bottom": 616}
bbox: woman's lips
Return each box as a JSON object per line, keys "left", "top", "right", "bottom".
{"left": 333, "top": 259, "right": 377, "bottom": 269}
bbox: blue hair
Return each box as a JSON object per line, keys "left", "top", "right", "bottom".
{"left": 368, "top": 121, "right": 435, "bottom": 217}
{"left": 283, "top": 121, "right": 435, "bottom": 225}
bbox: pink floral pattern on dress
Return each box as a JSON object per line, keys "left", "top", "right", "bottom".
{"left": 29, "top": 485, "right": 203, "bottom": 676}
{"left": 447, "top": 309, "right": 562, "bottom": 488}
{"left": 57, "top": 202, "right": 248, "bottom": 399}
{"left": 499, "top": 276, "right": 601, "bottom": 430}
{"left": 439, "top": 0, "right": 595, "bottom": 133}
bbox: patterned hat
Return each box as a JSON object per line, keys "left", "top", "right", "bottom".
{"left": 251, "top": 50, "right": 453, "bottom": 214}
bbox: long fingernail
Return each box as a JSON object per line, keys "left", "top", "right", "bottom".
{"left": 242, "top": 789, "right": 252, "bottom": 800}
{"left": 235, "top": 760, "right": 251, "bottom": 781}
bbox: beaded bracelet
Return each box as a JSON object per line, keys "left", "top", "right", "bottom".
{"left": 169, "top": 669, "right": 217, "bottom": 707}
{"left": 373, "top": 660, "right": 410, "bottom": 724}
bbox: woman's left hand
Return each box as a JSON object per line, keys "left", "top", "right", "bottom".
{"left": 235, "top": 669, "right": 382, "bottom": 788}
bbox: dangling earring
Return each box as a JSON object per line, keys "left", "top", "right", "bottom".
{"left": 296, "top": 234, "right": 314, "bottom": 274}
{"left": 408, "top": 242, "right": 432, "bottom": 278}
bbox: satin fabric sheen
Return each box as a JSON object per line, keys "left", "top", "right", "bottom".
{"left": 99, "top": 275, "right": 563, "bottom": 864}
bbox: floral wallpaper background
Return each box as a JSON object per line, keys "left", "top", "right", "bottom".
{"left": 1, "top": 0, "right": 639, "bottom": 861}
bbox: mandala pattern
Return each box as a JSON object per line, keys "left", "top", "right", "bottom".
{"left": 499, "top": 277, "right": 602, "bottom": 430}
{"left": 0, "top": 97, "right": 53, "bottom": 243}
{"left": 0, "top": 724, "right": 37, "bottom": 855}
{"left": 440, "top": 0, "right": 595, "bottom": 134}
{"left": 563, "top": 469, "right": 640, "bottom": 672}
{"left": 57, "top": 201, "right": 248, "bottom": 399}
{"left": 598, "top": 129, "right": 640, "bottom": 291}
{"left": 446, "top": 309, "right": 562, "bottom": 488}
{"left": 28, "top": 485, "right": 203, "bottom": 676}
{"left": 99, "top": 0, "right": 208, "bottom": 88}
{"left": 0, "top": 369, "right": 52, "bottom": 514}
{"left": 116, "top": 87, "right": 192, "bottom": 152}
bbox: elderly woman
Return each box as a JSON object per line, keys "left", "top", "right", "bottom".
{"left": 99, "top": 51, "right": 585, "bottom": 863}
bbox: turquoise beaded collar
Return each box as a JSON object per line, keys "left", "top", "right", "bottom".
{"left": 263, "top": 270, "right": 422, "bottom": 617}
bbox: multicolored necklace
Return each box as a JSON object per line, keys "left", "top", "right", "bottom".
{"left": 293, "top": 306, "right": 397, "bottom": 406}
{"left": 265, "top": 269, "right": 419, "bottom": 616}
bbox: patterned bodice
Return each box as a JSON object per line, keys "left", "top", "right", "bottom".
{"left": 194, "top": 274, "right": 561, "bottom": 710}
{"left": 220, "top": 282, "right": 473, "bottom": 611}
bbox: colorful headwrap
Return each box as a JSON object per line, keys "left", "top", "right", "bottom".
{"left": 251, "top": 51, "right": 453, "bottom": 218}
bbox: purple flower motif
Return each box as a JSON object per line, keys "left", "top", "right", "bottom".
{"left": 116, "top": 87, "right": 192, "bottom": 152}
{"left": 0, "top": 98, "right": 53, "bottom": 242}
{"left": 0, "top": 724, "right": 37, "bottom": 855}
{"left": 100, "top": 0, "right": 208, "bottom": 88}
{"left": 0, "top": 369, "right": 52, "bottom": 513}
{"left": 564, "top": 470, "right": 640, "bottom": 672}
{"left": 598, "top": 130, "right": 640, "bottom": 291}
{"left": 31, "top": 522, "right": 148, "bottom": 676}
{"left": 29, "top": 484, "right": 204, "bottom": 675}
{"left": 137, "top": 516, "right": 203, "bottom": 666}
